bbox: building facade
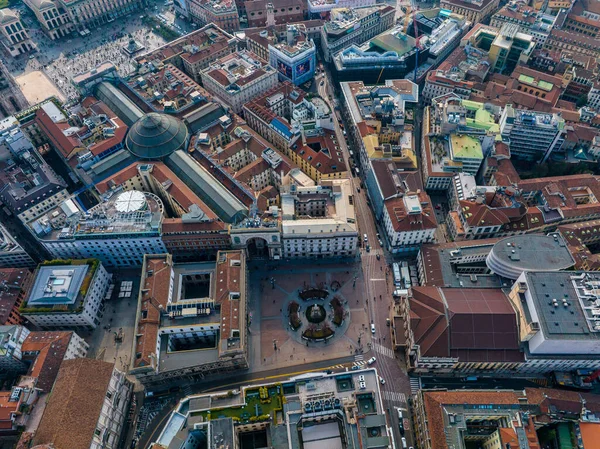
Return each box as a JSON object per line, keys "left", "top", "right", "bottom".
{"left": 201, "top": 51, "right": 278, "bottom": 113}
{"left": 268, "top": 24, "right": 316, "bottom": 86}
{"left": 59, "top": 0, "right": 146, "bottom": 32}
{"left": 440, "top": 0, "right": 499, "bottom": 23}
{"left": 33, "top": 359, "right": 133, "bottom": 449}
{"left": 0, "top": 9, "right": 34, "bottom": 56}
{"left": 0, "top": 224, "right": 35, "bottom": 269}
{"left": 281, "top": 180, "right": 358, "bottom": 259}
{"left": 21, "top": 260, "right": 110, "bottom": 329}
{"left": 499, "top": 104, "right": 565, "bottom": 162}
{"left": 23, "top": 0, "right": 73, "bottom": 40}
{"left": 320, "top": 5, "right": 395, "bottom": 62}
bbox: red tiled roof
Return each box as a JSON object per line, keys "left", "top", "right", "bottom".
{"left": 22, "top": 331, "right": 74, "bottom": 392}
{"left": 33, "top": 359, "right": 116, "bottom": 449}
{"left": 0, "top": 268, "right": 31, "bottom": 325}
{"left": 423, "top": 390, "right": 521, "bottom": 449}
{"left": 384, "top": 192, "right": 437, "bottom": 233}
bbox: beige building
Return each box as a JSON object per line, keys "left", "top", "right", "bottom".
{"left": 440, "top": 0, "right": 500, "bottom": 23}
{"left": 281, "top": 179, "right": 358, "bottom": 259}
{"left": 0, "top": 9, "right": 34, "bottom": 56}
{"left": 188, "top": 0, "right": 239, "bottom": 32}
{"left": 135, "top": 23, "right": 236, "bottom": 83}
{"left": 201, "top": 50, "right": 278, "bottom": 113}
{"left": 59, "top": 0, "right": 146, "bottom": 31}
{"left": 23, "top": 0, "right": 73, "bottom": 39}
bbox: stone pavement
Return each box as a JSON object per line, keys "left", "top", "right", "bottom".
{"left": 247, "top": 261, "right": 373, "bottom": 373}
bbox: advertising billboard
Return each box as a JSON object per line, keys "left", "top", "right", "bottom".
{"left": 295, "top": 58, "right": 312, "bottom": 77}
{"left": 277, "top": 59, "right": 293, "bottom": 79}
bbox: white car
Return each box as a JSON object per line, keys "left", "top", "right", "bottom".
{"left": 379, "top": 376, "right": 385, "bottom": 385}
{"left": 367, "top": 357, "right": 376, "bottom": 365}
{"left": 371, "top": 323, "right": 376, "bottom": 334}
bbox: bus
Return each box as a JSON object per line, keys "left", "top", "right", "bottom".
{"left": 393, "top": 263, "right": 402, "bottom": 287}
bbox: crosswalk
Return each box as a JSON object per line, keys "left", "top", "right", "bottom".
{"left": 372, "top": 343, "right": 395, "bottom": 358}
{"left": 182, "top": 385, "right": 193, "bottom": 397}
{"left": 382, "top": 390, "right": 406, "bottom": 403}
{"left": 409, "top": 377, "right": 421, "bottom": 395}
{"left": 353, "top": 354, "right": 366, "bottom": 368}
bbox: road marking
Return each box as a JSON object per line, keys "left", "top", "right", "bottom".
{"left": 383, "top": 391, "right": 407, "bottom": 403}
{"left": 354, "top": 355, "right": 364, "bottom": 361}
{"left": 409, "top": 377, "right": 421, "bottom": 395}
{"left": 370, "top": 278, "right": 386, "bottom": 281}
{"left": 373, "top": 343, "right": 395, "bottom": 358}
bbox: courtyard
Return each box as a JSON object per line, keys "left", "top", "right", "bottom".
{"left": 247, "top": 260, "right": 372, "bottom": 373}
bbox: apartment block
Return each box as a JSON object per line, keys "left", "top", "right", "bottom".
{"left": 129, "top": 252, "right": 248, "bottom": 387}
{"left": 268, "top": 24, "right": 316, "bottom": 86}
{"left": 281, "top": 180, "right": 357, "bottom": 258}
{"left": 0, "top": 224, "right": 35, "bottom": 268}
{"left": 28, "top": 190, "right": 167, "bottom": 267}
{"left": 201, "top": 51, "right": 278, "bottom": 113}
{"left": 490, "top": 3, "right": 556, "bottom": 46}
{"left": 135, "top": 24, "right": 236, "bottom": 83}
{"left": 440, "top": 0, "right": 499, "bottom": 23}
{"left": 0, "top": 268, "right": 32, "bottom": 325}
{"left": 382, "top": 192, "right": 437, "bottom": 253}
{"left": 21, "top": 259, "right": 110, "bottom": 329}
{"left": 187, "top": 0, "right": 239, "bottom": 32}
{"left": 33, "top": 359, "right": 132, "bottom": 449}
{"left": 0, "top": 129, "right": 68, "bottom": 225}
{"left": 499, "top": 104, "right": 565, "bottom": 162}
{"left": 320, "top": 5, "right": 395, "bottom": 62}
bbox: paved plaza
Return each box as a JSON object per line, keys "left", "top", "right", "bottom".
{"left": 6, "top": 4, "right": 174, "bottom": 103}
{"left": 85, "top": 268, "right": 141, "bottom": 374}
{"left": 247, "top": 260, "right": 373, "bottom": 373}
{"left": 15, "top": 71, "right": 65, "bottom": 104}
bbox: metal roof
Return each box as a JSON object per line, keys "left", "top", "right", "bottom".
{"left": 126, "top": 113, "right": 188, "bottom": 160}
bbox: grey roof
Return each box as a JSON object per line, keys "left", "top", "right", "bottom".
{"left": 166, "top": 150, "right": 247, "bottom": 223}
{"left": 486, "top": 233, "right": 575, "bottom": 280}
{"left": 28, "top": 265, "right": 88, "bottom": 306}
{"left": 524, "top": 271, "right": 600, "bottom": 341}
{"left": 95, "top": 81, "right": 144, "bottom": 127}
{"left": 126, "top": 113, "right": 189, "bottom": 160}
{"left": 183, "top": 102, "right": 227, "bottom": 133}
{"left": 0, "top": 9, "right": 18, "bottom": 24}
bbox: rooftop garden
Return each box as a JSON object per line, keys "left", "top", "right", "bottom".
{"left": 191, "top": 385, "right": 284, "bottom": 425}
{"left": 19, "top": 259, "right": 100, "bottom": 315}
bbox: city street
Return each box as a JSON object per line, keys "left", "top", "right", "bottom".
{"left": 318, "top": 62, "right": 415, "bottom": 448}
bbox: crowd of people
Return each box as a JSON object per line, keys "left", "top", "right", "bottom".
{"left": 44, "top": 25, "right": 166, "bottom": 102}
{"left": 5, "top": 11, "right": 171, "bottom": 103}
